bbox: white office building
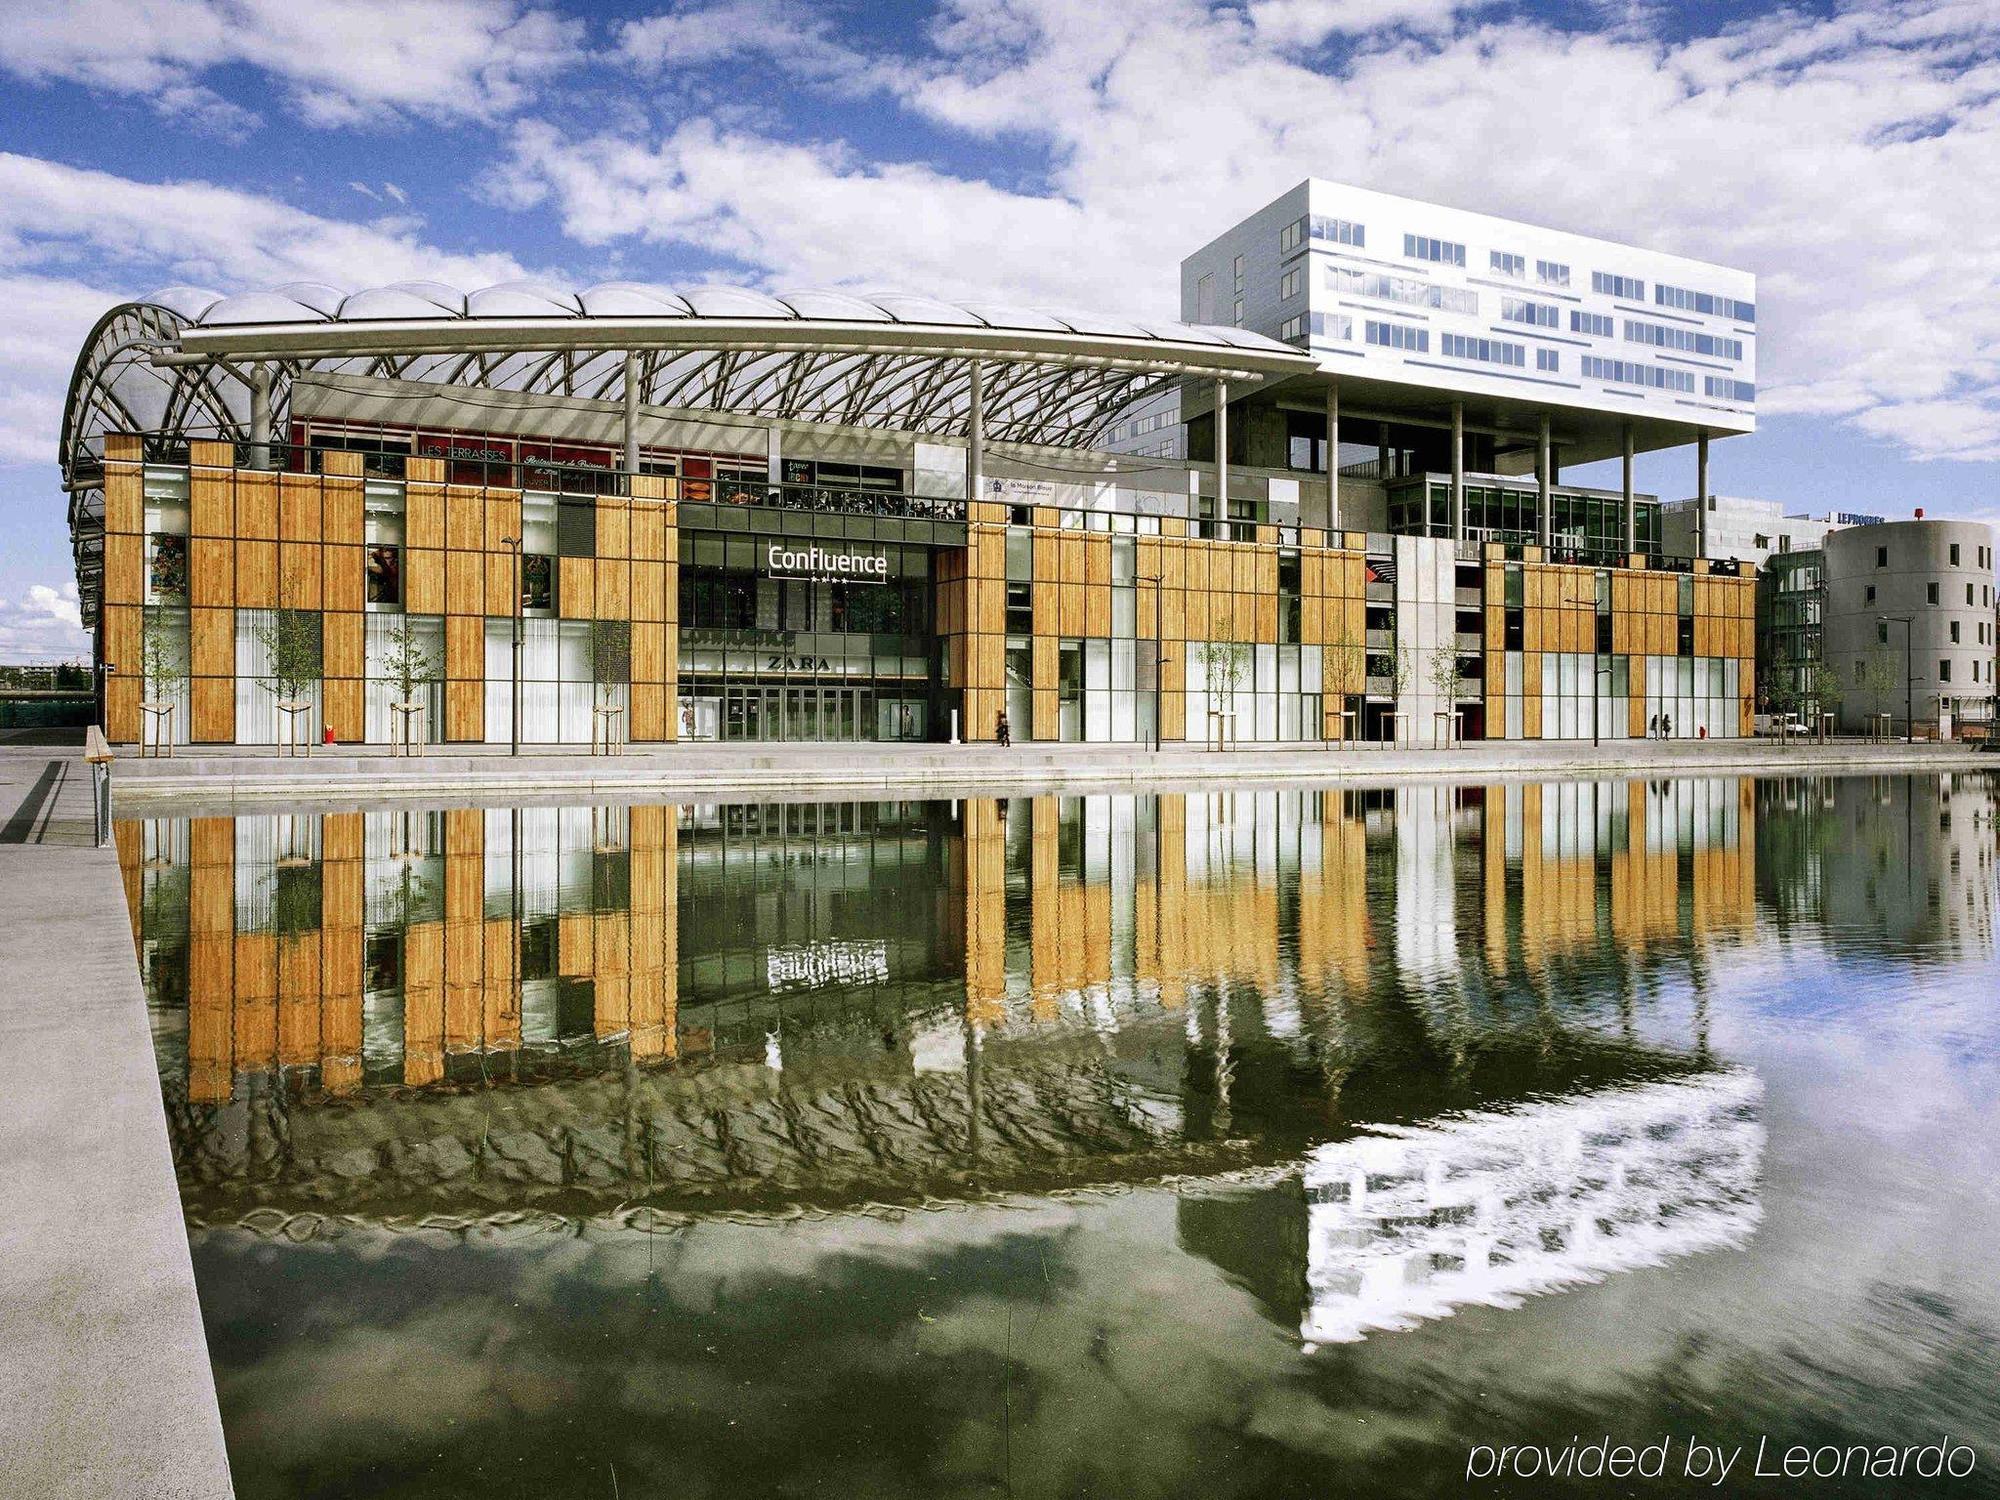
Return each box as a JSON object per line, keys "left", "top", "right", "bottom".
{"left": 1662, "top": 494, "right": 1883, "bottom": 568}
{"left": 1176, "top": 178, "right": 1756, "bottom": 553}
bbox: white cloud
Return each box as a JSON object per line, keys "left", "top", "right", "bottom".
{"left": 0, "top": 579, "right": 89, "bottom": 662}
{"left": 0, "top": 273, "right": 134, "bottom": 467}
{"left": 0, "top": 156, "right": 533, "bottom": 470}
{"left": 1246, "top": 0, "right": 1484, "bottom": 47}
{"left": 504, "top": 0, "right": 2000, "bottom": 464}
{"left": 0, "top": 0, "right": 584, "bottom": 130}
{"left": 0, "top": 152, "right": 527, "bottom": 292}
{"left": 493, "top": 119, "right": 1096, "bottom": 303}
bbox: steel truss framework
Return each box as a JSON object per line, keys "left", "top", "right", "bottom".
{"left": 60, "top": 283, "right": 1312, "bottom": 625}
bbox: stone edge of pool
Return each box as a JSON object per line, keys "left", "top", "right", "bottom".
{"left": 108, "top": 738, "right": 1992, "bottom": 810}
{"left": 0, "top": 749, "right": 235, "bottom": 1500}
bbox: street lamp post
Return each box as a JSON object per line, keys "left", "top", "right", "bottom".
{"left": 1878, "top": 614, "right": 1914, "bottom": 743}
{"left": 1138, "top": 573, "right": 1163, "bottom": 752}
{"left": 501, "top": 534, "right": 524, "bottom": 756}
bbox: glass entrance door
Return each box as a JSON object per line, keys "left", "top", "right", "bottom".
{"left": 717, "top": 681, "right": 916, "bottom": 742}
{"left": 822, "top": 687, "right": 853, "bottom": 741}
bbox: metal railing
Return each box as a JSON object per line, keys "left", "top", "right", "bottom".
{"left": 711, "top": 477, "right": 966, "bottom": 523}
{"left": 129, "top": 437, "right": 974, "bottom": 519}
{"left": 139, "top": 436, "right": 655, "bottom": 496}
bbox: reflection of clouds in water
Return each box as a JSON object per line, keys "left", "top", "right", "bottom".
{"left": 1296, "top": 1071, "right": 1763, "bottom": 1346}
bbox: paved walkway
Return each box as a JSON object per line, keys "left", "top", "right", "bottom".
{"left": 0, "top": 737, "right": 234, "bottom": 1498}
{"left": 110, "top": 733, "right": 1991, "bottom": 808}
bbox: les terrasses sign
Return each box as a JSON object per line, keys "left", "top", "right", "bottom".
{"left": 764, "top": 543, "right": 889, "bottom": 583}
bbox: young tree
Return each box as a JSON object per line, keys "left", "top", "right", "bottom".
{"left": 1195, "top": 628, "right": 1252, "bottom": 749}
{"left": 1760, "top": 665, "right": 1794, "bottom": 716}
{"left": 253, "top": 609, "right": 323, "bottom": 752}
{"left": 139, "top": 608, "right": 189, "bottom": 749}
{"left": 588, "top": 620, "right": 632, "bottom": 704}
{"left": 140, "top": 614, "right": 187, "bottom": 695}
{"left": 1807, "top": 658, "right": 1845, "bottom": 727}
{"left": 1426, "top": 643, "right": 1465, "bottom": 745}
{"left": 1859, "top": 648, "right": 1901, "bottom": 731}
{"left": 587, "top": 619, "right": 633, "bottom": 746}
{"left": 381, "top": 618, "right": 438, "bottom": 705}
{"left": 1426, "top": 643, "right": 1463, "bottom": 702}
{"left": 380, "top": 618, "right": 438, "bottom": 749}
{"left": 1323, "top": 618, "right": 1366, "bottom": 742}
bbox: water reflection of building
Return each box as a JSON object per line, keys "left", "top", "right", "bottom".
{"left": 119, "top": 779, "right": 1763, "bottom": 1222}
{"left": 1755, "top": 772, "right": 1998, "bottom": 953}
{"left": 1297, "top": 1070, "right": 1762, "bottom": 1344}
{"left": 121, "top": 806, "right": 681, "bottom": 1105}
{"left": 1479, "top": 778, "right": 1756, "bottom": 976}
{"left": 1178, "top": 1071, "right": 1764, "bottom": 1347}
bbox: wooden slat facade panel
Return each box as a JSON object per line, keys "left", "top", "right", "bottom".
{"left": 191, "top": 677, "right": 234, "bottom": 742}
{"left": 445, "top": 489, "right": 485, "bottom": 554}
{"left": 405, "top": 549, "right": 444, "bottom": 615}
{"left": 323, "top": 482, "right": 364, "bottom": 547}
{"left": 559, "top": 557, "right": 594, "bottom": 619}
{"left": 446, "top": 679, "right": 484, "bottom": 742}
{"left": 279, "top": 541, "right": 321, "bottom": 611}
{"left": 484, "top": 552, "right": 517, "bottom": 619}
{"left": 405, "top": 486, "right": 445, "bottom": 550}
{"left": 324, "top": 546, "right": 365, "bottom": 614}
{"left": 236, "top": 540, "right": 276, "bottom": 608}
{"left": 278, "top": 475, "right": 321, "bottom": 543}
{"left": 104, "top": 462, "right": 143, "bottom": 536}
{"left": 190, "top": 538, "right": 233, "bottom": 608}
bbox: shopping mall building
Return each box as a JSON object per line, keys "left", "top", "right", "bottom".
{"left": 61, "top": 178, "right": 1759, "bottom": 749}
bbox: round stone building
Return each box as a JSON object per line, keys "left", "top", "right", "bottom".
{"left": 1823, "top": 516, "right": 1998, "bottom": 735}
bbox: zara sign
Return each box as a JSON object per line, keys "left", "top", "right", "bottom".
{"left": 765, "top": 542, "right": 890, "bottom": 583}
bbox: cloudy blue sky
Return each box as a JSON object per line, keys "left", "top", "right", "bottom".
{"left": 2, "top": 0, "right": 1997, "bottom": 661}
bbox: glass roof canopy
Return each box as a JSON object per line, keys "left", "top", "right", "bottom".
{"left": 60, "top": 280, "right": 1315, "bottom": 625}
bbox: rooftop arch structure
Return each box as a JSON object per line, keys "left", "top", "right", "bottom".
{"left": 60, "top": 281, "right": 1315, "bottom": 622}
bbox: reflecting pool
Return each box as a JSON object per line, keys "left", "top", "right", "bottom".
{"left": 118, "top": 775, "right": 2000, "bottom": 1497}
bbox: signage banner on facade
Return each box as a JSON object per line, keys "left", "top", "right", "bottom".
{"left": 765, "top": 542, "right": 890, "bottom": 583}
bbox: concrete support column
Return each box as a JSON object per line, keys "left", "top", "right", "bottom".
{"left": 1377, "top": 429, "right": 1390, "bottom": 481}
{"left": 1696, "top": 429, "right": 1710, "bottom": 559}
{"left": 622, "top": 351, "right": 640, "bottom": 476}
{"left": 966, "top": 360, "right": 985, "bottom": 503}
{"left": 1325, "top": 377, "right": 1339, "bottom": 528}
{"left": 1537, "top": 415, "right": 1553, "bottom": 550}
{"left": 1622, "top": 421, "right": 1636, "bottom": 555}
{"left": 248, "top": 363, "right": 271, "bottom": 470}
{"left": 766, "top": 426, "right": 783, "bottom": 486}
{"left": 1214, "top": 377, "right": 1229, "bottom": 530}
{"left": 1449, "top": 401, "right": 1464, "bottom": 542}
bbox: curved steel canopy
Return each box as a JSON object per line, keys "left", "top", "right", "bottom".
{"left": 61, "top": 281, "right": 1314, "bottom": 624}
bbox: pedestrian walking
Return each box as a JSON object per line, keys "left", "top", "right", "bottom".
{"left": 995, "top": 709, "right": 1011, "bottom": 747}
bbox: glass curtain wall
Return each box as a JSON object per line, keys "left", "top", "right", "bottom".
{"left": 1390, "top": 482, "right": 1662, "bottom": 559}
{"left": 482, "top": 619, "right": 630, "bottom": 746}
{"left": 233, "top": 607, "right": 319, "bottom": 747}
{"left": 1185, "top": 643, "right": 1323, "bottom": 744}
{"left": 676, "top": 535, "right": 936, "bottom": 742}
{"left": 1493, "top": 651, "right": 1740, "bottom": 740}
{"left": 364, "top": 614, "right": 444, "bottom": 745}
{"left": 1052, "top": 536, "right": 1161, "bottom": 743}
